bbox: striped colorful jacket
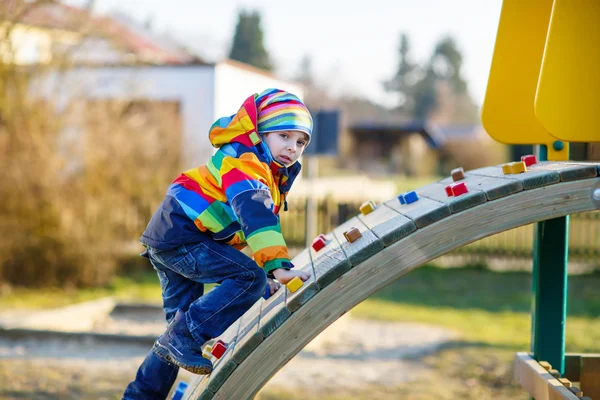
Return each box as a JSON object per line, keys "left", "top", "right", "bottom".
{"left": 140, "top": 94, "right": 301, "bottom": 274}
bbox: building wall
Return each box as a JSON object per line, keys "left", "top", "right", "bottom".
{"left": 37, "top": 62, "right": 305, "bottom": 168}
{"left": 213, "top": 61, "right": 305, "bottom": 123}
{"left": 39, "top": 65, "right": 216, "bottom": 167}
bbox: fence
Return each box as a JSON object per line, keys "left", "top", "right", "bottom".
{"left": 280, "top": 197, "right": 600, "bottom": 269}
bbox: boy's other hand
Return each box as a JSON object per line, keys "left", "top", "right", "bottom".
{"left": 272, "top": 268, "right": 311, "bottom": 285}
{"left": 266, "top": 278, "right": 281, "bottom": 295}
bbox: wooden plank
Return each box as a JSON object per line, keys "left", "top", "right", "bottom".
{"left": 200, "top": 314, "right": 244, "bottom": 394}
{"left": 333, "top": 215, "right": 383, "bottom": 266}
{"left": 357, "top": 203, "right": 417, "bottom": 247}
{"left": 470, "top": 165, "right": 560, "bottom": 190}
{"left": 565, "top": 353, "right": 581, "bottom": 382}
{"left": 183, "top": 375, "right": 209, "bottom": 400}
{"left": 309, "top": 232, "right": 352, "bottom": 289}
{"left": 580, "top": 354, "right": 600, "bottom": 399}
{"left": 258, "top": 288, "right": 290, "bottom": 338}
{"left": 286, "top": 248, "right": 319, "bottom": 312}
{"left": 385, "top": 195, "right": 451, "bottom": 229}
{"left": 417, "top": 181, "right": 488, "bottom": 214}
{"left": 513, "top": 352, "right": 580, "bottom": 400}
{"left": 215, "top": 179, "right": 600, "bottom": 399}
{"left": 230, "top": 300, "right": 263, "bottom": 365}
{"left": 439, "top": 173, "right": 524, "bottom": 201}
{"left": 528, "top": 161, "right": 599, "bottom": 182}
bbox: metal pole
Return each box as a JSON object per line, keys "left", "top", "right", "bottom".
{"left": 530, "top": 143, "right": 569, "bottom": 374}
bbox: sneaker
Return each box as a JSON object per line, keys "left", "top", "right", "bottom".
{"left": 152, "top": 310, "right": 213, "bottom": 375}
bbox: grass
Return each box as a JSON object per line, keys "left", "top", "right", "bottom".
{"left": 351, "top": 265, "right": 600, "bottom": 352}
{"left": 2, "top": 264, "right": 599, "bottom": 399}
{"left": 0, "top": 271, "right": 162, "bottom": 310}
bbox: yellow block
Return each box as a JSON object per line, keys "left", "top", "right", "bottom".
{"left": 535, "top": 0, "right": 600, "bottom": 142}
{"left": 202, "top": 345, "right": 212, "bottom": 359}
{"left": 502, "top": 161, "right": 527, "bottom": 175}
{"left": 481, "top": 0, "right": 568, "bottom": 160}
{"left": 359, "top": 201, "right": 375, "bottom": 216}
{"left": 286, "top": 276, "right": 303, "bottom": 293}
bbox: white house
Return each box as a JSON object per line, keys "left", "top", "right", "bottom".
{"left": 42, "top": 60, "right": 305, "bottom": 167}
{"left": 9, "top": 2, "right": 305, "bottom": 167}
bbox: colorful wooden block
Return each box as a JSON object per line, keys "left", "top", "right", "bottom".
{"left": 559, "top": 378, "right": 572, "bottom": 388}
{"left": 359, "top": 200, "right": 376, "bottom": 215}
{"left": 286, "top": 276, "right": 303, "bottom": 293}
{"left": 398, "top": 194, "right": 406, "bottom": 204}
{"left": 445, "top": 185, "right": 454, "bottom": 197}
{"left": 311, "top": 236, "right": 326, "bottom": 252}
{"left": 501, "top": 163, "right": 513, "bottom": 175}
{"left": 511, "top": 161, "right": 527, "bottom": 174}
{"left": 451, "top": 167, "right": 465, "bottom": 181}
{"left": 521, "top": 154, "right": 538, "bottom": 166}
{"left": 343, "top": 227, "right": 362, "bottom": 243}
{"left": 549, "top": 368, "right": 561, "bottom": 379}
{"left": 539, "top": 361, "right": 552, "bottom": 371}
{"left": 211, "top": 340, "right": 227, "bottom": 359}
{"left": 202, "top": 345, "right": 213, "bottom": 359}
{"left": 404, "top": 191, "right": 419, "bottom": 204}
{"left": 451, "top": 182, "right": 468, "bottom": 196}
{"left": 502, "top": 161, "right": 528, "bottom": 174}
{"left": 318, "top": 234, "right": 327, "bottom": 242}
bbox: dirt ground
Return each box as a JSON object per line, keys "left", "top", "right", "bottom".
{"left": 0, "top": 304, "right": 457, "bottom": 399}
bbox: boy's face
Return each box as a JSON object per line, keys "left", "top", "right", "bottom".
{"left": 263, "top": 130, "right": 309, "bottom": 167}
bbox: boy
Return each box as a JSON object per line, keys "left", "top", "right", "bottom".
{"left": 123, "top": 88, "right": 312, "bottom": 399}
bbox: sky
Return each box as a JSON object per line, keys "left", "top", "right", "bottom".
{"left": 67, "top": 0, "right": 504, "bottom": 108}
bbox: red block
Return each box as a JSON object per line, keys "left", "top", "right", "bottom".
{"left": 444, "top": 185, "right": 454, "bottom": 197}
{"left": 312, "top": 236, "right": 326, "bottom": 252}
{"left": 318, "top": 234, "right": 327, "bottom": 242}
{"left": 451, "top": 182, "right": 468, "bottom": 196}
{"left": 211, "top": 340, "right": 227, "bottom": 359}
{"left": 521, "top": 154, "right": 537, "bottom": 167}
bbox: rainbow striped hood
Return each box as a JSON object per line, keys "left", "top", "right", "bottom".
{"left": 141, "top": 90, "right": 310, "bottom": 275}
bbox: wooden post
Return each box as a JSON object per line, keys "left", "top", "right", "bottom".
{"left": 304, "top": 156, "right": 319, "bottom": 248}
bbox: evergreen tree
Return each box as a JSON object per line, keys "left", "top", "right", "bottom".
{"left": 430, "top": 36, "right": 467, "bottom": 94}
{"left": 384, "top": 33, "right": 417, "bottom": 113}
{"left": 385, "top": 34, "right": 478, "bottom": 123}
{"left": 228, "top": 10, "right": 273, "bottom": 71}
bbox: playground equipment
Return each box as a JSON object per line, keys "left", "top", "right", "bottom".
{"left": 176, "top": 1, "right": 599, "bottom": 397}
{"left": 180, "top": 161, "right": 600, "bottom": 399}
{"left": 481, "top": 0, "right": 599, "bottom": 398}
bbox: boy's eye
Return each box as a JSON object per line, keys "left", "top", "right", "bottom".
{"left": 297, "top": 141, "right": 306, "bottom": 147}
{"left": 279, "top": 133, "right": 289, "bottom": 139}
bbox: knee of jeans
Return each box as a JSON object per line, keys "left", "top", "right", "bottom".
{"left": 241, "top": 263, "right": 267, "bottom": 298}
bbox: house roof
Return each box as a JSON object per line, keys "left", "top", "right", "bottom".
{"left": 350, "top": 121, "right": 481, "bottom": 149}
{"left": 3, "top": 1, "right": 202, "bottom": 65}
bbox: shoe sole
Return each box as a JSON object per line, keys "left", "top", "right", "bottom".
{"left": 152, "top": 341, "right": 213, "bottom": 375}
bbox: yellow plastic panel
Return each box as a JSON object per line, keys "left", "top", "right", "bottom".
{"left": 535, "top": 0, "right": 600, "bottom": 142}
{"left": 481, "top": 0, "right": 568, "bottom": 160}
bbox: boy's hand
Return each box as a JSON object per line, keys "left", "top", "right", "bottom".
{"left": 266, "top": 278, "right": 281, "bottom": 296}
{"left": 272, "top": 268, "right": 311, "bottom": 285}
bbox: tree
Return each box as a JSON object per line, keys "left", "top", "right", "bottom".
{"left": 384, "top": 34, "right": 478, "bottom": 123}
{"left": 430, "top": 36, "right": 467, "bottom": 94}
{"left": 228, "top": 10, "right": 273, "bottom": 71}
{"left": 384, "top": 33, "right": 417, "bottom": 113}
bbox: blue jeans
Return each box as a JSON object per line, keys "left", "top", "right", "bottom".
{"left": 123, "top": 237, "right": 267, "bottom": 399}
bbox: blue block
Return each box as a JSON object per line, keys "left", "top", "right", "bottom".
{"left": 172, "top": 381, "right": 188, "bottom": 400}
{"left": 263, "top": 285, "right": 271, "bottom": 299}
{"left": 398, "top": 194, "right": 406, "bottom": 204}
{"left": 404, "top": 191, "right": 419, "bottom": 204}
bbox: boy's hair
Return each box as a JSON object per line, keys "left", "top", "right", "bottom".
{"left": 255, "top": 89, "right": 313, "bottom": 143}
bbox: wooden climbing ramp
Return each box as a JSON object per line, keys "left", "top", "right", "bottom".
{"left": 183, "top": 161, "right": 600, "bottom": 400}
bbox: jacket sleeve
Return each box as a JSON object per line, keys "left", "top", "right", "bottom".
{"left": 220, "top": 152, "right": 293, "bottom": 275}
